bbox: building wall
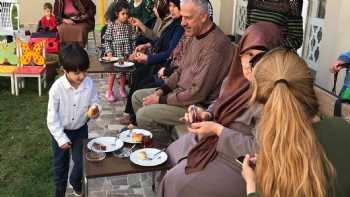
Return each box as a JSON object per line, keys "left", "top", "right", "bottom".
{"left": 315, "top": 0, "right": 350, "bottom": 91}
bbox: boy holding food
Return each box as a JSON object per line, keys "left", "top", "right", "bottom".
{"left": 47, "top": 43, "right": 100, "bottom": 197}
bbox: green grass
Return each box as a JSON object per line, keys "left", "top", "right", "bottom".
{"left": 0, "top": 78, "right": 53, "bottom": 196}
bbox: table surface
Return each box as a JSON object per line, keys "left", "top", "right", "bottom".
{"left": 87, "top": 60, "right": 136, "bottom": 73}
{"left": 83, "top": 140, "right": 171, "bottom": 179}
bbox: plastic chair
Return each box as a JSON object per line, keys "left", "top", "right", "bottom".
{"left": 0, "top": 0, "right": 20, "bottom": 37}
{"left": 14, "top": 38, "right": 46, "bottom": 96}
{"left": 0, "top": 41, "right": 18, "bottom": 94}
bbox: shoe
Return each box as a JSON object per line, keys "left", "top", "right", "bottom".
{"left": 119, "top": 115, "right": 132, "bottom": 125}
{"left": 72, "top": 189, "right": 83, "bottom": 197}
{"left": 106, "top": 91, "right": 116, "bottom": 102}
{"left": 119, "top": 87, "right": 127, "bottom": 98}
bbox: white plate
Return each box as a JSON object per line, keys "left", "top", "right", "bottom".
{"left": 130, "top": 148, "right": 168, "bottom": 166}
{"left": 87, "top": 137, "right": 124, "bottom": 153}
{"left": 119, "top": 129, "right": 153, "bottom": 144}
{"left": 113, "top": 61, "right": 134, "bottom": 68}
{"left": 101, "top": 56, "right": 120, "bottom": 62}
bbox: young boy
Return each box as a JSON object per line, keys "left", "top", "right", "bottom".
{"left": 47, "top": 43, "right": 100, "bottom": 197}
{"left": 38, "top": 2, "right": 57, "bottom": 32}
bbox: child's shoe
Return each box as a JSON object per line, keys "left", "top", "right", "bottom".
{"left": 119, "top": 87, "right": 127, "bottom": 98}
{"left": 106, "top": 91, "right": 116, "bottom": 102}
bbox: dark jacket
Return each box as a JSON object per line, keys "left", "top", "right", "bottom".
{"left": 53, "top": 0, "right": 96, "bottom": 28}
{"left": 147, "top": 18, "right": 184, "bottom": 65}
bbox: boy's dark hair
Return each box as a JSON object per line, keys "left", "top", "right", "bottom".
{"left": 59, "top": 43, "right": 90, "bottom": 72}
{"left": 43, "top": 2, "right": 53, "bottom": 11}
{"left": 106, "top": 1, "right": 129, "bottom": 22}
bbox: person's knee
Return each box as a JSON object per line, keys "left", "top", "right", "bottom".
{"left": 136, "top": 106, "right": 153, "bottom": 126}
{"left": 132, "top": 89, "right": 144, "bottom": 111}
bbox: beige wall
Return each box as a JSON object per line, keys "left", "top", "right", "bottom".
{"left": 219, "top": 0, "right": 235, "bottom": 34}
{"left": 315, "top": 0, "right": 350, "bottom": 91}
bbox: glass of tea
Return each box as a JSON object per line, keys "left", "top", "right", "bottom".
{"left": 142, "top": 134, "right": 152, "bottom": 148}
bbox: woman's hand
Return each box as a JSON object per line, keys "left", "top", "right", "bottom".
{"left": 188, "top": 121, "right": 224, "bottom": 137}
{"left": 129, "top": 17, "right": 141, "bottom": 27}
{"left": 329, "top": 60, "right": 345, "bottom": 73}
{"left": 183, "top": 106, "right": 212, "bottom": 123}
{"left": 242, "top": 154, "right": 257, "bottom": 195}
{"left": 133, "top": 52, "right": 148, "bottom": 64}
{"left": 62, "top": 18, "right": 74, "bottom": 25}
{"left": 135, "top": 43, "right": 151, "bottom": 53}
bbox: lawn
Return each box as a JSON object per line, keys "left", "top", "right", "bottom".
{"left": 0, "top": 78, "right": 54, "bottom": 196}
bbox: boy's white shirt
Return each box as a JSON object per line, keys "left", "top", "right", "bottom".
{"left": 47, "top": 75, "right": 101, "bottom": 147}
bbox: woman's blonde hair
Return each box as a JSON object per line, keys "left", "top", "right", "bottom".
{"left": 251, "top": 48, "right": 336, "bottom": 197}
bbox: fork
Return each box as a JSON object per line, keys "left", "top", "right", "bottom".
{"left": 144, "top": 148, "right": 166, "bottom": 160}
{"left": 111, "top": 130, "right": 121, "bottom": 146}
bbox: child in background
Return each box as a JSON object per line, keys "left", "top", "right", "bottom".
{"left": 330, "top": 51, "right": 350, "bottom": 96}
{"left": 38, "top": 2, "right": 57, "bottom": 32}
{"left": 47, "top": 43, "right": 100, "bottom": 197}
{"left": 103, "top": 1, "right": 137, "bottom": 101}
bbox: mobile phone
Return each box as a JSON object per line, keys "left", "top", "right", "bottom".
{"left": 235, "top": 155, "right": 256, "bottom": 169}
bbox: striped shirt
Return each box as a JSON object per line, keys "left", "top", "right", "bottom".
{"left": 247, "top": 0, "right": 303, "bottom": 50}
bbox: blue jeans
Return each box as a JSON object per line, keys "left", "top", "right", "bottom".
{"left": 340, "top": 68, "right": 350, "bottom": 96}
{"left": 51, "top": 124, "right": 88, "bottom": 197}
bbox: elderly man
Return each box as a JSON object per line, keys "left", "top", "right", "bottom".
{"left": 132, "top": 0, "right": 234, "bottom": 143}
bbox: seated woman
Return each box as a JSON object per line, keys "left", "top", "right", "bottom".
{"left": 156, "top": 22, "right": 283, "bottom": 197}
{"left": 129, "top": 0, "right": 172, "bottom": 44}
{"left": 242, "top": 48, "right": 350, "bottom": 197}
{"left": 54, "top": 0, "right": 96, "bottom": 47}
{"left": 120, "top": 0, "right": 184, "bottom": 125}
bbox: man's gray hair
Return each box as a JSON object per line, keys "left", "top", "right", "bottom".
{"left": 181, "top": 0, "right": 209, "bottom": 14}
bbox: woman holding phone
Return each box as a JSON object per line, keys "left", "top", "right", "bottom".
{"left": 242, "top": 48, "right": 350, "bottom": 197}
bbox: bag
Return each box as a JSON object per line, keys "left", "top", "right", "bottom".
{"left": 29, "top": 32, "right": 60, "bottom": 54}
{"left": 332, "top": 63, "right": 350, "bottom": 116}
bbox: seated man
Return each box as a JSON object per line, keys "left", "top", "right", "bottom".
{"left": 132, "top": 0, "right": 234, "bottom": 144}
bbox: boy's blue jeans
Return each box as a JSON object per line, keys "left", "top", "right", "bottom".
{"left": 51, "top": 124, "right": 88, "bottom": 197}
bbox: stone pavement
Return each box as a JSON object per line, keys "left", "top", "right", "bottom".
{"left": 64, "top": 60, "right": 156, "bottom": 196}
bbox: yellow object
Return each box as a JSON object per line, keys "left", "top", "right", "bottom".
{"left": 99, "top": 0, "right": 106, "bottom": 25}
{"left": 17, "top": 39, "right": 45, "bottom": 66}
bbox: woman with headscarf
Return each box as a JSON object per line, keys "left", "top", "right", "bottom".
{"left": 156, "top": 22, "right": 283, "bottom": 197}
{"left": 54, "top": 0, "right": 96, "bottom": 47}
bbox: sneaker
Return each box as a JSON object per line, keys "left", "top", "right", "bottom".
{"left": 106, "top": 91, "right": 116, "bottom": 102}
{"left": 72, "top": 189, "right": 83, "bottom": 197}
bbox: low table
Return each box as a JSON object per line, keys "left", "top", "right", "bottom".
{"left": 82, "top": 140, "right": 171, "bottom": 196}
{"left": 87, "top": 61, "right": 136, "bottom": 87}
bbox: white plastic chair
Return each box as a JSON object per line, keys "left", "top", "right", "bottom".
{"left": 0, "top": 0, "right": 20, "bottom": 37}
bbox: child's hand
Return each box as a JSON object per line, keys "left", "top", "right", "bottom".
{"left": 87, "top": 105, "right": 99, "bottom": 119}
{"left": 60, "top": 143, "right": 71, "bottom": 150}
{"left": 330, "top": 60, "right": 345, "bottom": 73}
